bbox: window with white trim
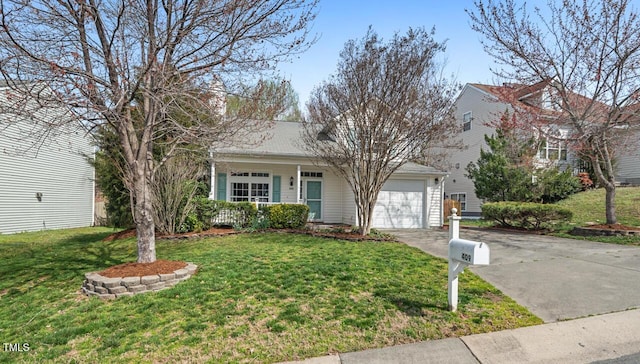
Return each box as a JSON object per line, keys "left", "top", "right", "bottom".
{"left": 450, "top": 193, "right": 467, "bottom": 211}
{"left": 301, "top": 171, "right": 323, "bottom": 178}
{"left": 462, "top": 111, "right": 472, "bottom": 132}
{"left": 231, "top": 182, "right": 249, "bottom": 201}
{"left": 538, "top": 130, "right": 567, "bottom": 161}
{"left": 250, "top": 183, "right": 269, "bottom": 202}
{"left": 229, "top": 171, "right": 270, "bottom": 202}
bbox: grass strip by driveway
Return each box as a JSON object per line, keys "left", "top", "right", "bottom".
{"left": 0, "top": 228, "right": 541, "bottom": 363}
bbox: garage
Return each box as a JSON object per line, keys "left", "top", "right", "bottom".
{"left": 372, "top": 179, "right": 425, "bottom": 228}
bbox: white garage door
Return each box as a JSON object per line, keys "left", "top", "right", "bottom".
{"left": 372, "top": 179, "right": 424, "bottom": 228}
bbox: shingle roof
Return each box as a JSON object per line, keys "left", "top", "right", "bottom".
{"left": 215, "top": 121, "right": 445, "bottom": 175}
{"left": 216, "top": 121, "right": 310, "bottom": 157}
{"left": 396, "top": 162, "right": 447, "bottom": 175}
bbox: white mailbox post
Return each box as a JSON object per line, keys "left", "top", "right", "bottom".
{"left": 448, "top": 208, "right": 490, "bottom": 311}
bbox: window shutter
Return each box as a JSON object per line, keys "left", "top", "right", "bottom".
{"left": 217, "top": 173, "right": 227, "bottom": 201}
{"left": 272, "top": 176, "right": 281, "bottom": 203}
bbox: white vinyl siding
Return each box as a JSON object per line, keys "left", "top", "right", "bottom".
{"left": 342, "top": 180, "right": 357, "bottom": 226}
{"left": 427, "top": 178, "right": 443, "bottom": 228}
{"left": 445, "top": 84, "right": 514, "bottom": 216}
{"left": 0, "top": 117, "right": 94, "bottom": 234}
{"left": 616, "top": 129, "right": 640, "bottom": 184}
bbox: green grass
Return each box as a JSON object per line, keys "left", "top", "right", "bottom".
{"left": 462, "top": 187, "right": 640, "bottom": 245}
{"left": 556, "top": 186, "right": 640, "bottom": 227}
{"left": 553, "top": 186, "right": 640, "bottom": 245}
{"left": 0, "top": 228, "right": 541, "bottom": 363}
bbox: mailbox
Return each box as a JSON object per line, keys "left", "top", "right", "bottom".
{"left": 449, "top": 238, "right": 490, "bottom": 265}
{"left": 447, "top": 209, "right": 491, "bottom": 312}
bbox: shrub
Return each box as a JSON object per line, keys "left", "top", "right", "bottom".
{"left": 179, "top": 212, "right": 204, "bottom": 233}
{"left": 482, "top": 201, "right": 573, "bottom": 230}
{"left": 578, "top": 172, "right": 594, "bottom": 191}
{"left": 264, "top": 204, "right": 310, "bottom": 229}
{"left": 537, "top": 168, "right": 582, "bottom": 203}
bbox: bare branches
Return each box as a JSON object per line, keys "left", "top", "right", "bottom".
{"left": 302, "top": 27, "right": 458, "bottom": 235}
{"left": 468, "top": 0, "right": 640, "bottom": 224}
{"left": 0, "top": 0, "right": 318, "bottom": 262}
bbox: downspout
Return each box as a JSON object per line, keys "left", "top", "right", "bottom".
{"left": 439, "top": 174, "right": 449, "bottom": 227}
{"left": 91, "top": 145, "right": 97, "bottom": 227}
{"left": 296, "top": 165, "right": 301, "bottom": 203}
{"left": 208, "top": 149, "right": 215, "bottom": 200}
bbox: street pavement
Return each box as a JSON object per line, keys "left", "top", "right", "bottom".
{"left": 279, "top": 228, "right": 640, "bottom": 364}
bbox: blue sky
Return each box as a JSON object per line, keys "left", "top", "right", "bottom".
{"left": 277, "top": 0, "right": 498, "bottom": 107}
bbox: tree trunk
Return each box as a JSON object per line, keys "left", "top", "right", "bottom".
{"left": 360, "top": 207, "right": 371, "bottom": 236}
{"left": 132, "top": 163, "right": 157, "bottom": 263}
{"left": 589, "top": 153, "right": 617, "bottom": 225}
{"left": 356, "top": 194, "right": 375, "bottom": 236}
{"left": 604, "top": 182, "right": 617, "bottom": 225}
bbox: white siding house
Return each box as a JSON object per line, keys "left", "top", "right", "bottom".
{"left": 445, "top": 82, "right": 578, "bottom": 217}
{"left": 616, "top": 128, "right": 640, "bottom": 186}
{"left": 445, "top": 83, "right": 512, "bottom": 217}
{"left": 0, "top": 94, "right": 94, "bottom": 234}
{"left": 210, "top": 121, "right": 446, "bottom": 229}
{"left": 446, "top": 82, "right": 640, "bottom": 217}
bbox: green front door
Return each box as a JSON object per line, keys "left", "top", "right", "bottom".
{"left": 305, "top": 180, "right": 322, "bottom": 220}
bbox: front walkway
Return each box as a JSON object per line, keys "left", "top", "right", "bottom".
{"left": 386, "top": 228, "right": 640, "bottom": 322}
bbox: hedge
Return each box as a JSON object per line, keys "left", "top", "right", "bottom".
{"left": 481, "top": 201, "right": 573, "bottom": 230}
{"left": 188, "top": 199, "right": 309, "bottom": 231}
{"left": 263, "top": 204, "right": 310, "bottom": 229}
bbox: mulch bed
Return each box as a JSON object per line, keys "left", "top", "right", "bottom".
{"left": 98, "top": 259, "right": 187, "bottom": 278}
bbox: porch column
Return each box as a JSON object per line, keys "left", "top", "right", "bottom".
{"left": 209, "top": 161, "right": 216, "bottom": 200}
{"left": 296, "top": 165, "right": 301, "bottom": 203}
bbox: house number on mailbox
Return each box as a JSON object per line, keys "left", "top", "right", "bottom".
{"left": 461, "top": 253, "right": 471, "bottom": 262}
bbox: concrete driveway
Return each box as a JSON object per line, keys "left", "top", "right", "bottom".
{"left": 386, "top": 228, "right": 640, "bottom": 323}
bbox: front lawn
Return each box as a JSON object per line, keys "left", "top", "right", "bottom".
{"left": 0, "top": 228, "right": 541, "bottom": 363}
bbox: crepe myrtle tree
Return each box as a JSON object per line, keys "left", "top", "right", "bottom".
{"left": 302, "top": 27, "right": 459, "bottom": 236}
{"left": 0, "top": 0, "right": 317, "bottom": 263}
{"left": 468, "top": 0, "right": 640, "bottom": 224}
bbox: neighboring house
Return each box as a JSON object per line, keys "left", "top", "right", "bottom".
{"left": 209, "top": 121, "right": 446, "bottom": 228}
{"left": 615, "top": 128, "right": 640, "bottom": 186}
{"left": 446, "top": 81, "right": 640, "bottom": 217}
{"left": 445, "top": 82, "right": 577, "bottom": 217}
{"left": 0, "top": 90, "right": 95, "bottom": 234}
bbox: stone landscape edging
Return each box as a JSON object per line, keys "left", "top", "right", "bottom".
{"left": 571, "top": 226, "right": 640, "bottom": 237}
{"left": 82, "top": 262, "right": 197, "bottom": 299}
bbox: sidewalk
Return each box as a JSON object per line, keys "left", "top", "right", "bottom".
{"left": 280, "top": 309, "right": 640, "bottom": 364}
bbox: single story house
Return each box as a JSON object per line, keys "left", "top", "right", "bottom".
{"left": 209, "top": 121, "right": 446, "bottom": 229}
{"left": 0, "top": 92, "right": 95, "bottom": 234}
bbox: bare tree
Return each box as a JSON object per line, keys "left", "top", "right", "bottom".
{"left": 151, "top": 153, "right": 206, "bottom": 235}
{"left": 302, "top": 27, "right": 459, "bottom": 236}
{"left": 0, "top": 0, "right": 317, "bottom": 262}
{"left": 227, "top": 78, "right": 305, "bottom": 121}
{"left": 468, "top": 0, "right": 640, "bottom": 224}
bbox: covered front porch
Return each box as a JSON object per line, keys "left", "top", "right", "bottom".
{"left": 207, "top": 159, "right": 353, "bottom": 225}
